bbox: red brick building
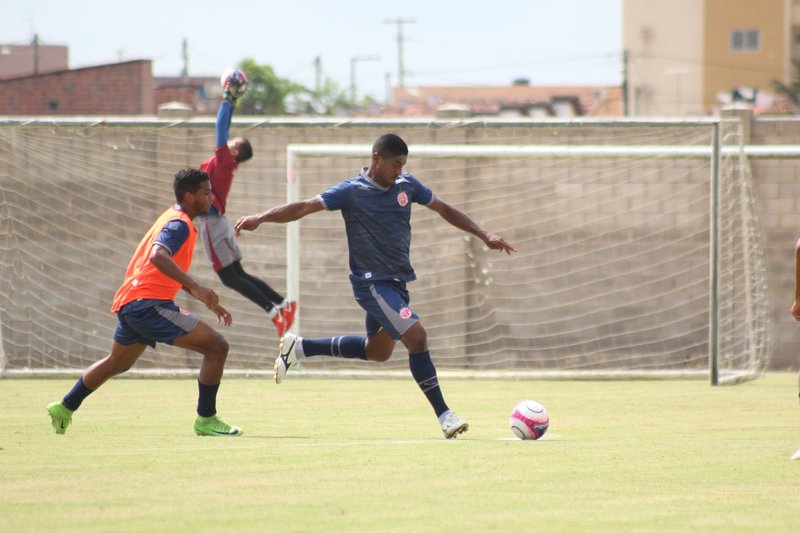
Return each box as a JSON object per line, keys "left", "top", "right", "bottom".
{"left": 154, "top": 76, "right": 220, "bottom": 115}
{"left": 0, "top": 60, "right": 155, "bottom": 115}
{"left": 0, "top": 42, "right": 68, "bottom": 79}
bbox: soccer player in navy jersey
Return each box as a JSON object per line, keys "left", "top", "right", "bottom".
{"left": 47, "top": 168, "right": 242, "bottom": 436}
{"left": 235, "top": 133, "right": 516, "bottom": 438}
{"left": 196, "top": 75, "right": 296, "bottom": 337}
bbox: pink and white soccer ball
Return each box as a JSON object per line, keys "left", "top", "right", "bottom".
{"left": 220, "top": 68, "right": 248, "bottom": 97}
{"left": 509, "top": 400, "right": 549, "bottom": 440}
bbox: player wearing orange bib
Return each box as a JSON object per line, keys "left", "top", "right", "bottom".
{"left": 47, "top": 168, "right": 242, "bottom": 436}
{"left": 111, "top": 206, "right": 197, "bottom": 311}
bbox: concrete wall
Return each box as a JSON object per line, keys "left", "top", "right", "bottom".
{"left": 0, "top": 115, "right": 795, "bottom": 371}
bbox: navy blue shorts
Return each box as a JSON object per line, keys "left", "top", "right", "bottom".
{"left": 113, "top": 299, "right": 199, "bottom": 347}
{"left": 352, "top": 280, "right": 419, "bottom": 340}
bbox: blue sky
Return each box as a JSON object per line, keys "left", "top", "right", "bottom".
{"left": 2, "top": 0, "right": 622, "bottom": 100}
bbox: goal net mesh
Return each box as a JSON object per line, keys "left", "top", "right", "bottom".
{"left": 0, "top": 119, "right": 770, "bottom": 382}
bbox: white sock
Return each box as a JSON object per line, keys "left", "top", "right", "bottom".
{"left": 294, "top": 336, "right": 306, "bottom": 360}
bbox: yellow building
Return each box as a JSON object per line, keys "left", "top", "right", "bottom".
{"left": 624, "top": 0, "right": 794, "bottom": 115}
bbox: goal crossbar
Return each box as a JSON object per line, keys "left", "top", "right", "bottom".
{"left": 288, "top": 143, "right": 800, "bottom": 160}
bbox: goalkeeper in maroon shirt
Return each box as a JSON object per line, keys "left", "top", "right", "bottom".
{"left": 196, "top": 70, "right": 297, "bottom": 337}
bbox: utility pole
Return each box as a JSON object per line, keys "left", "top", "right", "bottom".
{"left": 314, "top": 56, "right": 322, "bottom": 94}
{"left": 350, "top": 54, "right": 380, "bottom": 101}
{"left": 383, "top": 18, "right": 415, "bottom": 88}
{"left": 32, "top": 34, "right": 40, "bottom": 75}
{"left": 621, "top": 49, "right": 629, "bottom": 116}
{"left": 181, "top": 37, "right": 189, "bottom": 80}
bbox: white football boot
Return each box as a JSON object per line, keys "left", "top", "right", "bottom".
{"left": 440, "top": 409, "right": 469, "bottom": 439}
{"left": 274, "top": 332, "right": 298, "bottom": 384}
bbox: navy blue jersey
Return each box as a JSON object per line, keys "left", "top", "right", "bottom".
{"left": 319, "top": 168, "right": 434, "bottom": 284}
{"left": 154, "top": 217, "right": 190, "bottom": 256}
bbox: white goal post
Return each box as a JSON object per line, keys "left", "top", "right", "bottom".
{"left": 285, "top": 121, "right": 772, "bottom": 385}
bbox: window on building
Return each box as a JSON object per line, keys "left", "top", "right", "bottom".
{"left": 730, "top": 29, "right": 760, "bottom": 51}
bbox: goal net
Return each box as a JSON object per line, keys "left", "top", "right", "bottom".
{"left": 0, "top": 118, "right": 770, "bottom": 383}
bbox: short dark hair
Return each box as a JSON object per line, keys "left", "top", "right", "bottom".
{"left": 235, "top": 138, "right": 253, "bottom": 163}
{"left": 372, "top": 133, "right": 408, "bottom": 158}
{"left": 173, "top": 168, "right": 209, "bottom": 203}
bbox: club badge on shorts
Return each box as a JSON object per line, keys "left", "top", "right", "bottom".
{"left": 399, "top": 307, "right": 413, "bottom": 319}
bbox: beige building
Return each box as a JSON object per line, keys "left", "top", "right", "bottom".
{"left": 624, "top": 0, "right": 795, "bottom": 115}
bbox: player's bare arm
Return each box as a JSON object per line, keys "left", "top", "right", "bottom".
{"left": 792, "top": 238, "right": 800, "bottom": 321}
{"left": 235, "top": 197, "right": 325, "bottom": 235}
{"left": 150, "top": 245, "right": 232, "bottom": 326}
{"left": 426, "top": 197, "right": 517, "bottom": 255}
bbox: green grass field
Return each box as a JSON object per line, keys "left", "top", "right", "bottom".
{"left": 3, "top": 374, "right": 800, "bottom": 532}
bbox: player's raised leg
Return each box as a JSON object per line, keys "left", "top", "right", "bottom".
{"left": 273, "top": 331, "right": 368, "bottom": 383}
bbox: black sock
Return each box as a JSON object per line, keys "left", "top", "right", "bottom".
{"left": 408, "top": 351, "right": 449, "bottom": 417}
{"left": 62, "top": 377, "right": 95, "bottom": 411}
{"left": 197, "top": 380, "right": 220, "bottom": 417}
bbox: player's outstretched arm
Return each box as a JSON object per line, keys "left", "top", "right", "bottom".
{"left": 426, "top": 197, "right": 517, "bottom": 255}
{"left": 216, "top": 69, "right": 245, "bottom": 148}
{"left": 215, "top": 100, "right": 234, "bottom": 149}
{"left": 235, "top": 197, "right": 325, "bottom": 236}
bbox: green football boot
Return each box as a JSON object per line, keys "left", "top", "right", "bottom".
{"left": 193, "top": 414, "right": 243, "bottom": 436}
{"left": 47, "top": 401, "right": 73, "bottom": 435}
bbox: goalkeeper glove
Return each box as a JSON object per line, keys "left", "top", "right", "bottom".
{"left": 223, "top": 76, "right": 246, "bottom": 102}
{"left": 223, "top": 84, "right": 240, "bottom": 102}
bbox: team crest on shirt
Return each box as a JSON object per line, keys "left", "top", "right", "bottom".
{"left": 399, "top": 307, "right": 413, "bottom": 319}
{"left": 397, "top": 191, "right": 409, "bottom": 206}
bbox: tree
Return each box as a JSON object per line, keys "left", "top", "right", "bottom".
{"left": 235, "top": 58, "right": 303, "bottom": 115}
{"left": 234, "top": 58, "right": 380, "bottom": 116}
{"left": 771, "top": 59, "right": 800, "bottom": 110}
{"left": 287, "top": 77, "right": 353, "bottom": 115}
